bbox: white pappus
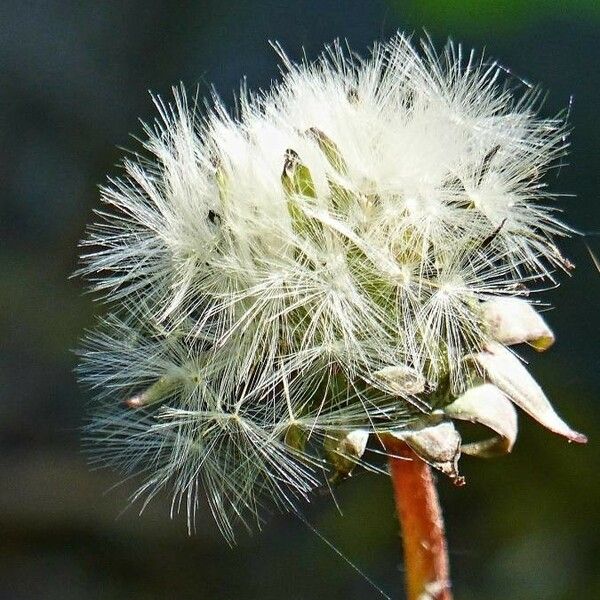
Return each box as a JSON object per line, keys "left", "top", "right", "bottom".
{"left": 77, "top": 34, "right": 586, "bottom": 543}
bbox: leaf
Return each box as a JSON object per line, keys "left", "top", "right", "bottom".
{"left": 306, "top": 127, "right": 347, "bottom": 174}
{"left": 281, "top": 148, "right": 316, "bottom": 197}
{"left": 281, "top": 148, "right": 321, "bottom": 239}
{"left": 284, "top": 422, "right": 309, "bottom": 452}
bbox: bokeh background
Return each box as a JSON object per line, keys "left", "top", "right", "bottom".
{"left": 1, "top": 1, "right": 599, "bottom": 599}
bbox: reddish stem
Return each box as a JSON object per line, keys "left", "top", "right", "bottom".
{"left": 385, "top": 438, "right": 452, "bottom": 600}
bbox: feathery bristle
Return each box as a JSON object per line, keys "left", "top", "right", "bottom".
{"left": 77, "top": 34, "right": 578, "bottom": 540}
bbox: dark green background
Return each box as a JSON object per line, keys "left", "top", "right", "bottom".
{"left": 1, "top": 1, "right": 598, "bottom": 598}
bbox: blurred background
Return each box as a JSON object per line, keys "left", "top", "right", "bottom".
{"left": 1, "top": 1, "right": 599, "bottom": 598}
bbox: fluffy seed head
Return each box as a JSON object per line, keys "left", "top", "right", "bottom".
{"left": 78, "top": 34, "right": 583, "bottom": 542}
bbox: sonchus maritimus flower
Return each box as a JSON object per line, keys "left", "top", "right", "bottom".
{"left": 78, "top": 34, "right": 586, "bottom": 544}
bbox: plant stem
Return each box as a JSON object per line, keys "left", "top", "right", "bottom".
{"left": 385, "top": 437, "right": 452, "bottom": 600}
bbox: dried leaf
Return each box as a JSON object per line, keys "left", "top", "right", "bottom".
{"left": 324, "top": 429, "right": 369, "bottom": 480}
{"left": 389, "top": 421, "right": 463, "bottom": 483}
{"left": 444, "top": 383, "right": 518, "bottom": 457}
{"left": 372, "top": 365, "right": 427, "bottom": 395}
{"left": 481, "top": 297, "right": 554, "bottom": 351}
{"left": 124, "top": 375, "right": 180, "bottom": 408}
{"left": 472, "top": 342, "right": 587, "bottom": 443}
